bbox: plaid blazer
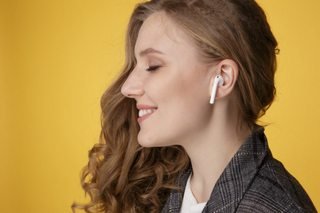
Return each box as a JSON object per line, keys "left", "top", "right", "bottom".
{"left": 161, "top": 127, "right": 317, "bottom": 213}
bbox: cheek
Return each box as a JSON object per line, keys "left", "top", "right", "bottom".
{"left": 178, "top": 69, "right": 210, "bottom": 111}
{"left": 139, "top": 66, "right": 211, "bottom": 146}
{"left": 158, "top": 74, "right": 211, "bottom": 139}
{"left": 174, "top": 95, "right": 211, "bottom": 131}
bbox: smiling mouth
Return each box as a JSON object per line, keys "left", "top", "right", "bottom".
{"left": 137, "top": 110, "right": 156, "bottom": 123}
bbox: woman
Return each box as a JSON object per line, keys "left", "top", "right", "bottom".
{"left": 73, "top": 0, "right": 316, "bottom": 212}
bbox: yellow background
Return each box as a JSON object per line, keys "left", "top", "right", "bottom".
{"left": 0, "top": 0, "right": 319, "bottom": 212}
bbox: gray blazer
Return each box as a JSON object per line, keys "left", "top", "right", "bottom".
{"left": 161, "top": 127, "right": 317, "bottom": 212}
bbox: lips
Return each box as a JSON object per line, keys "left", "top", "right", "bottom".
{"left": 137, "top": 109, "right": 156, "bottom": 123}
{"left": 137, "top": 104, "right": 158, "bottom": 110}
{"left": 136, "top": 104, "right": 158, "bottom": 124}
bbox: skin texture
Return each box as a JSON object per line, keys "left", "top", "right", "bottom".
{"left": 121, "top": 11, "right": 215, "bottom": 148}
{"left": 121, "top": 11, "right": 251, "bottom": 203}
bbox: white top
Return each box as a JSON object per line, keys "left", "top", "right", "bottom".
{"left": 180, "top": 173, "right": 207, "bottom": 213}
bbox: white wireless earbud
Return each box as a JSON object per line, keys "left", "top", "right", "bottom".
{"left": 209, "top": 75, "right": 224, "bottom": 104}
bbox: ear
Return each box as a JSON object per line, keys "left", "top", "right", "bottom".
{"left": 208, "top": 59, "right": 239, "bottom": 101}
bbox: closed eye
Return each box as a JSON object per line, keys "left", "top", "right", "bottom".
{"left": 146, "top": 65, "right": 160, "bottom": 72}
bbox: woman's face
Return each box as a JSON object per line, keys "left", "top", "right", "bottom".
{"left": 121, "top": 11, "right": 216, "bottom": 147}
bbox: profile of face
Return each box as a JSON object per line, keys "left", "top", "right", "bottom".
{"left": 121, "top": 11, "right": 218, "bottom": 148}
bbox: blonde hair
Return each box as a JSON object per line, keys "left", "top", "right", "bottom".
{"left": 72, "top": 0, "right": 278, "bottom": 212}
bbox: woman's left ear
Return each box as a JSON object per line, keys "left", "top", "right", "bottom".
{"left": 208, "top": 59, "right": 239, "bottom": 100}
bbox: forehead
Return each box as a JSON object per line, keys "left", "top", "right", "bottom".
{"left": 134, "top": 11, "right": 197, "bottom": 57}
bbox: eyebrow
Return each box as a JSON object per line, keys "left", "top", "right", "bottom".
{"left": 138, "top": 48, "right": 164, "bottom": 57}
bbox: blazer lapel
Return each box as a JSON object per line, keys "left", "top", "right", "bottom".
{"left": 203, "top": 127, "right": 269, "bottom": 212}
{"left": 161, "top": 166, "right": 192, "bottom": 213}
{"left": 161, "top": 127, "right": 270, "bottom": 213}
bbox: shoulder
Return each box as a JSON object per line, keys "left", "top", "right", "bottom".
{"left": 238, "top": 155, "right": 317, "bottom": 212}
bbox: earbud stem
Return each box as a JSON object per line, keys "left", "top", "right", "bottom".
{"left": 209, "top": 75, "right": 223, "bottom": 104}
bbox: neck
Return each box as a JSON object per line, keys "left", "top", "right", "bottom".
{"left": 181, "top": 101, "right": 252, "bottom": 203}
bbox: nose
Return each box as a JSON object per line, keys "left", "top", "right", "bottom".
{"left": 120, "top": 70, "right": 145, "bottom": 99}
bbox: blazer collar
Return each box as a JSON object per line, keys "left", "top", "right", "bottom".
{"left": 161, "top": 126, "right": 271, "bottom": 213}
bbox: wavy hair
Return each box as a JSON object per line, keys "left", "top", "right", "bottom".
{"left": 72, "top": 0, "right": 278, "bottom": 212}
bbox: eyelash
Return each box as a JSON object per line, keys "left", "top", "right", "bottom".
{"left": 146, "top": 65, "right": 160, "bottom": 72}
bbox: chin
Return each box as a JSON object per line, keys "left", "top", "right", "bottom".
{"left": 137, "top": 130, "right": 177, "bottom": 147}
{"left": 137, "top": 137, "right": 173, "bottom": 148}
{"left": 138, "top": 140, "right": 162, "bottom": 148}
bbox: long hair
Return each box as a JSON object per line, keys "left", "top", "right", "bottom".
{"left": 72, "top": 0, "right": 278, "bottom": 212}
